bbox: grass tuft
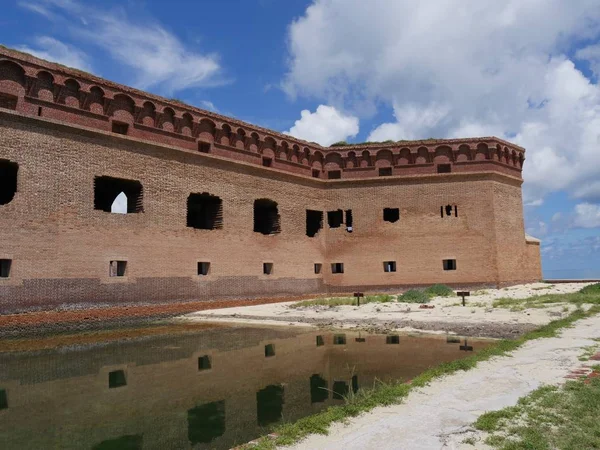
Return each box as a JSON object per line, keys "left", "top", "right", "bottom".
{"left": 290, "top": 294, "right": 395, "bottom": 308}
{"left": 424, "top": 284, "right": 455, "bottom": 298}
{"left": 398, "top": 289, "right": 430, "bottom": 303}
{"left": 580, "top": 283, "right": 600, "bottom": 295}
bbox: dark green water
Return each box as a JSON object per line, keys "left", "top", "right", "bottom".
{"left": 0, "top": 323, "right": 491, "bottom": 449}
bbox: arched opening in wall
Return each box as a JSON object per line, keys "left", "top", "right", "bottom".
{"left": 187, "top": 193, "right": 223, "bottom": 230}
{"left": 94, "top": 176, "right": 143, "bottom": 214}
{"left": 111, "top": 192, "right": 128, "bottom": 214}
{"left": 310, "top": 374, "right": 328, "bottom": 403}
{"left": 0, "top": 159, "right": 18, "bottom": 205}
{"left": 253, "top": 199, "right": 280, "bottom": 235}
{"left": 187, "top": 401, "right": 226, "bottom": 445}
{"left": 383, "top": 208, "right": 399, "bottom": 223}
{"left": 0, "top": 93, "right": 17, "bottom": 110}
{"left": 256, "top": 385, "right": 284, "bottom": 426}
{"left": 306, "top": 210, "right": 323, "bottom": 237}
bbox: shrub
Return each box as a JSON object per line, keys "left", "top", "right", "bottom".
{"left": 580, "top": 283, "right": 600, "bottom": 295}
{"left": 424, "top": 284, "right": 454, "bottom": 298}
{"left": 398, "top": 289, "right": 430, "bottom": 303}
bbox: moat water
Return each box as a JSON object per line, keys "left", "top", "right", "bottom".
{"left": 0, "top": 322, "right": 492, "bottom": 449}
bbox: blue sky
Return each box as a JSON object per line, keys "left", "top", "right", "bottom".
{"left": 2, "top": 0, "right": 600, "bottom": 279}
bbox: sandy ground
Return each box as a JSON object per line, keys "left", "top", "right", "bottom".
{"left": 181, "top": 282, "right": 591, "bottom": 338}
{"left": 289, "top": 312, "right": 600, "bottom": 450}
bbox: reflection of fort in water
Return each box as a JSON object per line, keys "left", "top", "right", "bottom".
{"left": 0, "top": 325, "right": 491, "bottom": 449}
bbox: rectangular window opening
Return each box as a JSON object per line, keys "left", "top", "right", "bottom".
{"left": 355, "top": 337, "right": 366, "bottom": 343}
{"left": 314, "top": 263, "right": 322, "bottom": 274}
{"left": 254, "top": 199, "right": 281, "bottom": 235}
{"left": 327, "top": 209, "right": 343, "bottom": 228}
{"left": 386, "top": 335, "right": 400, "bottom": 344}
{"left": 316, "top": 335, "right": 324, "bottom": 347}
{"left": 331, "top": 262, "right": 344, "bottom": 274}
{"left": 111, "top": 121, "right": 129, "bottom": 135}
{"left": 0, "top": 389, "right": 7, "bottom": 410}
{"left": 443, "top": 259, "right": 457, "bottom": 271}
{"left": 94, "top": 176, "right": 143, "bottom": 214}
{"left": 383, "top": 208, "right": 400, "bottom": 223}
{"left": 384, "top": 261, "right": 397, "bottom": 273}
{"left": 198, "top": 355, "right": 212, "bottom": 371}
{"left": 455, "top": 205, "right": 458, "bottom": 217}
{"left": 0, "top": 159, "right": 19, "bottom": 206}
{"left": 312, "top": 169, "right": 320, "bottom": 178}
{"left": 0, "top": 93, "right": 18, "bottom": 110}
{"left": 345, "top": 210, "right": 353, "bottom": 232}
{"left": 265, "top": 343, "right": 276, "bottom": 357}
{"left": 198, "top": 141, "right": 211, "bottom": 153}
{"left": 327, "top": 170, "right": 341, "bottom": 180}
{"left": 262, "top": 157, "right": 272, "bottom": 167}
{"left": 437, "top": 164, "right": 451, "bottom": 174}
{"left": 187, "top": 193, "right": 223, "bottom": 230}
{"left": 378, "top": 167, "right": 392, "bottom": 176}
{"left": 197, "top": 262, "right": 210, "bottom": 276}
{"left": 0, "top": 259, "right": 11, "bottom": 278}
{"left": 332, "top": 381, "right": 349, "bottom": 400}
{"left": 108, "top": 370, "right": 127, "bottom": 388}
{"left": 306, "top": 210, "right": 323, "bottom": 237}
{"left": 110, "top": 260, "right": 127, "bottom": 277}
{"left": 333, "top": 334, "right": 346, "bottom": 345}
{"left": 263, "top": 262, "right": 273, "bottom": 275}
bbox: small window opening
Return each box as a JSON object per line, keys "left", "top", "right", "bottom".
{"left": 306, "top": 210, "right": 323, "bottom": 237}
{"left": 262, "top": 157, "right": 272, "bottom": 167}
{"left": 111, "top": 121, "right": 129, "bottom": 135}
{"left": 263, "top": 262, "right": 273, "bottom": 275}
{"left": 328, "top": 170, "right": 341, "bottom": 179}
{"left": 352, "top": 375, "right": 359, "bottom": 394}
{"left": 254, "top": 199, "right": 281, "bottom": 235}
{"left": 384, "top": 261, "right": 396, "bottom": 273}
{"left": 256, "top": 385, "right": 284, "bottom": 426}
{"left": 0, "top": 159, "right": 18, "bottom": 206}
{"left": 386, "top": 335, "right": 400, "bottom": 344}
{"left": 0, "top": 389, "right": 7, "bottom": 410}
{"left": 332, "top": 381, "right": 349, "bottom": 400}
{"left": 383, "top": 208, "right": 400, "bottom": 223}
{"left": 198, "top": 355, "right": 212, "bottom": 371}
{"left": 345, "top": 210, "right": 353, "bottom": 232}
{"left": 108, "top": 370, "right": 127, "bottom": 388}
{"left": 197, "top": 262, "right": 210, "bottom": 276}
{"left": 265, "top": 343, "right": 276, "bottom": 357}
{"left": 327, "top": 210, "right": 343, "bottom": 228}
{"left": 0, "top": 259, "right": 11, "bottom": 278}
{"left": 443, "top": 259, "right": 457, "bottom": 271}
{"left": 94, "top": 176, "right": 143, "bottom": 213}
{"left": 310, "top": 374, "right": 328, "bottom": 403}
{"left": 198, "top": 141, "right": 211, "bottom": 153}
{"left": 316, "top": 335, "right": 324, "bottom": 346}
{"left": 314, "top": 263, "right": 322, "bottom": 274}
{"left": 110, "top": 261, "right": 127, "bottom": 277}
{"left": 378, "top": 167, "right": 392, "bottom": 176}
{"left": 437, "top": 164, "right": 451, "bottom": 173}
{"left": 355, "top": 337, "right": 366, "bottom": 343}
{"left": 333, "top": 334, "right": 346, "bottom": 345}
{"left": 187, "top": 193, "right": 223, "bottom": 230}
{"left": 331, "top": 262, "right": 344, "bottom": 274}
{"left": 455, "top": 205, "right": 458, "bottom": 217}
{"left": 0, "top": 93, "right": 17, "bottom": 110}
{"left": 37, "top": 107, "right": 43, "bottom": 116}
{"left": 442, "top": 204, "right": 458, "bottom": 217}
{"left": 312, "top": 169, "right": 320, "bottom": 178}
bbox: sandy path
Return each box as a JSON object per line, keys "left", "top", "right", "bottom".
{"left": 287, "top": 312, "right": 600, "bottom": 450}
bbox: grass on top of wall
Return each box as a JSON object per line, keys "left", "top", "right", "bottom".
{"left": 248, "top": 304, "right": 600, "bottom": 449}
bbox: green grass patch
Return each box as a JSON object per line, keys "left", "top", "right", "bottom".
{"left": 492, "top": 285, "right": 600, "bottom": 310}
{"left": 247, "top": 305, "right": 600, "bottom": 450}
{"left": 580, "top": 282, "right": 600, "bottom": 295}
{"left": 424, "top": 284, "right": 455, "bottom": 298}
{"left": 398, "top": 289, "right": 430, "bottom": 303}
{"left": 290, "top": 294, "right": 395, "bottom": 308}
{"left": 474, "top": 373, "right": 600, "bottom": 449}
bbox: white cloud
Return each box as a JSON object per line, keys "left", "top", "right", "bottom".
{"left": 284, "top": 105, "right": 359, "bottom": 146}
{"left": 17, "top": 36, "right": 92, "bottom": 72}
{"left": 20, "top": 0, "right": 225, "bottom": 94}
{"left": 573, "top": 203, "right": 600, "bottom": 228}
{"left": 284, "top": 0, "right": 600, "bottom": 202}
{"left": 576, "top": 43, "right": 600, "bottom": 79}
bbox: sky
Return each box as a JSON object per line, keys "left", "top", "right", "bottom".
{"left": 2, "top": 0, "right": 600, "bottom": 279}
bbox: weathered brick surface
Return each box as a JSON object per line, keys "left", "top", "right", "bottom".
{"left": 0, "top": 48, "right": 541, "bottom": 313}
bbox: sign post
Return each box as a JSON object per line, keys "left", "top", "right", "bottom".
{"left": 457, "top": 291, "right": 470, "bottom": 307}
{"left": 354, "top": 292, "right": 364, "bottom": 306}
